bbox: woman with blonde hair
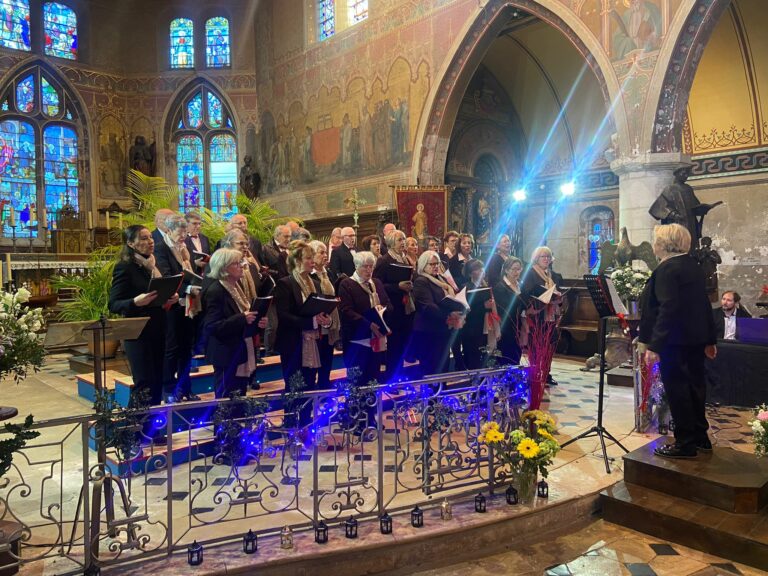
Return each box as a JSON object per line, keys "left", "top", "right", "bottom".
{"left": 309, "top": 239, "right": 341, "bottom": 389}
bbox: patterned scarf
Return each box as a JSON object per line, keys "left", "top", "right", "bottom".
{"left": 133, "top": 253, "right": 161, "bottom": 278}
{"left": 314, "top": 267, "right": 341, "bottom": 346}
{"left": 387, "top": 252, "right": 415, "bottom": 314}
{"left": 218, "top": 279, "right": 256, "bottom": 377}
{"left": 292, "top": 268, "right": 321, "bottom": 368}
{"left": 424, "top": 272, "right": 456, "bottom": 298}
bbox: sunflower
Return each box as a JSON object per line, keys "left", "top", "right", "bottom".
{"left": 517, "top": 438, "right": 540, "bottom": 459}
{"left": 485, "top": 429, "right": 505, "bottom": 443}
{"left": 538, "top": 429, "right": 555, "bottom": 441}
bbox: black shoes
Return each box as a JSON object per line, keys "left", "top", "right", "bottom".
{"left": 696, "top": 438, "right": 713, "bottom": 452}
{"left": 654, "top": 443, "right": 698, "bottom": 459}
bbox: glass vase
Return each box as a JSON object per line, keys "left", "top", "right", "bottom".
{"left": 516, "top": 467, "right": 538, "bottom": 505}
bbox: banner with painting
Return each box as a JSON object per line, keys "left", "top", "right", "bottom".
{"left": 394, "top": 185, "right": 450, "bottom": 248}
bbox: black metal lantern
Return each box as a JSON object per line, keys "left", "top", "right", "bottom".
{"left": 379, "top": 512, "right": 393, "bottom": 534}
{"left": 505, "top": 484, "right": 519, "bottom": 505}
{"left": 314, "top": 520, "right": 329, "bottom": 544}
{"left": 474, "top": 492, "right": 487, "bottom": 513}
{"left": 242, "top": 529, "right": 258, "bottom": 554}
{"left": 537, "top": 479, "right": 549, "bottom": 498}
{"left": 345, "top": 516, "right": 358, "bottom": 539}
{"left": 411, "top": 505, "right": 424, "bottom": 528}
{"left": 187, "top": 540, "right": 203, "bottom": 566}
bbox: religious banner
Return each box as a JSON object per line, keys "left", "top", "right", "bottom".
{"left": 394, "top": 185, "right": 450, "bottom": 246}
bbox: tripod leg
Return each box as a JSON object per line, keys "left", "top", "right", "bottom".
{"left": 601, "top": 428, "right": 630, "bottom": 453}
{"left": 597, "top": 429, "right": 612, "bottom": 474}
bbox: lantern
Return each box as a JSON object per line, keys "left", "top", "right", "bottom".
{"left": 242, "top": 529, "right": 257, "bottom": 554}
{"left": 379, "top": 512, "right": 393, "bottom": 534}
{"left": 187, "top": 541, "right": 203, "bottom": 566}
{"left": 474, "top": 492, "right": 487, "bottom": 513}
{"left": 345, "top": 516, "right": 358, "bottom": 539}
{"left": 537, "top": 479, "right": 549, "bottom": 498}
{"left": 280, "top": 526, "right": 294, "bottom": 550}
{"left": 505, "top": 484, "right": 519, "bottom": 505}
{"left": 314, "top": 520, "right": 328, "bottom": 544}
{"left": 440, "top": 498, "right": 453, "bottom": 521}
{"left": 411, "top": 505, "right": 424, "bottom": 528}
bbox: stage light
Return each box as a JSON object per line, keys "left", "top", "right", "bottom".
{"left": 512, "top": 189, "right": 527, "bottom": 202}
{"left": 560, "top": 181, "right": 576, "bottom": 196}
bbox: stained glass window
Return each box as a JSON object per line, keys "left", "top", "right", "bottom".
{"left": 43, "top": 2, "right": 77, "bottom": 60}
{"left": 41, "top": 76, "right": 59, "bottom": 117}
{"left": 205, "top": 17, "right": 230, "bottom": 68}
{"left": 43, "top": 124, "right": 78, "bottom": 218}
{"left": 177, "top": 135, "right": 204, "bottom": 209}
{"left": 0, "top": 0, "right": 31, "bottom": 51}
{"left": 209, "top": 134, "right": 237, "bottom": 213}
{"left": 348, "top": 0, "right": 368, "bottom": 24}
{"left": 186, "top": 92, "right": 202, "bottom": 128}
{"left": 15, "top": 74, "right": 34, "bottom": 113}
{"left": 207, "top": 92, "right": 222, "bottom": 128}
{"left": 318, "top": 0, "right": 335, "bottom": 41}
{"left": 0, "top": 119, "right": 36, "bottom": 237}
{"left": 170, "top": 18, "right": 194, "bottom": 69}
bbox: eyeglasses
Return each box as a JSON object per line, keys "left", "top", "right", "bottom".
{"left": 427, "top": 261, "right": 440, "bottom": 266}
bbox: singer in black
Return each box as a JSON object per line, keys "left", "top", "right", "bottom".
{"left": 639, "top": 224, "right": 717, "bottom": 459}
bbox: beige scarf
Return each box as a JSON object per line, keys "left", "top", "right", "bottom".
{"left": 292, "top": 269, "right": 321, "bottom": 369}
{"left": 314, "top": 267, "right": 341, "bottom": 346}
{"left": 163, "top": 233, "right": 193, "bottom": 272}
{"left": 219, "top": 279, "right": 256, "bottom": 378}
{"left": 240, "top": 262, "right": 258, "bottom": 302}
{"left": 352, "top": 272, "right": 381, "bottom": 308}
{"left": 424, "top": 273, "right": 456, "bottom": 298}
{"left": 533, "top": 265, "right": 555, "bottom": 290}
{"left": 133, "top": 253, "right": 161, "bottom": 278}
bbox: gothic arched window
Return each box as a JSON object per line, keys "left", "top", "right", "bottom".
{"left": 43, "top": 2, "right": 77, "bottom": 60}
{"left": 348, "top": 0, "right": 368, "bottom": 24}
{"left": 205, "top": 17, "right": 230, "bottom": 68}
{"left": 171, "top": 85, "right": 237, "bottom": 214}
{"left": 170, "top": 18, "right": 194, "bottom": 69}
{"left": 0, "top": 65, "right": 81, "bottom": 238}
{"left": 0, "top": 0, "right": 31, "bottom": 51}
{"left": 318, "top": 0, "right": 335, "bottom": 41}
{"left": 578, "top": 205, "right": 615, "bottom": 274}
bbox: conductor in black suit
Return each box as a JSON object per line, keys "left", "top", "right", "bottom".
{"left": 639, "top": 224, "right": 717, "bottom": 459}
{"left": 330, "top": 226, "right": 357, "bottom": 279}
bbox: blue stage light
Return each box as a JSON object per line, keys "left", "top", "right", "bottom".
{"left": 512, "top": 189, "right": 527, "bottom": 202}
{"left": 560, "top": 181, "right": 575, "bottom": 196}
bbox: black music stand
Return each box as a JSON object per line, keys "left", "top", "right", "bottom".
{"left": 560, "top": 274, "right": 628, "bottom": 473}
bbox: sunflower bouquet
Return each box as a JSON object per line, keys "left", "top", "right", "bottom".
{"left": 480, "top": 409, "right": 560, "bottom": 483}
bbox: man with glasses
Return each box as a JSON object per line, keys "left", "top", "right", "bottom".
{"left": 331, "top": 226, "right": 357, "bottom": 278}
{"left": 184, "top": 211, "right": 211, "bottom": 273}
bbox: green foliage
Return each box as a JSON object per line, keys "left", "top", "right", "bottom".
{"left": 93, "top": 387, "right": 150, "bottom": 461}
{"left": 0, "top": 415, "right": 40, "bottom": 477}
{"left": 51, "top": 246, "right": 121, "bottom": 322}
{"left": 123, "top": 170, "right": 179, "bottom": 231}
{"left": 213, "top": 393, "right": 269, "bottom": 463}
{"left": 0, "top": 289, "right": 46, "bottom": 383}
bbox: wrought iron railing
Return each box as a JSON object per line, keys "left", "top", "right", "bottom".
{"left": 0, "top": 366, "right": 526, "bottom": 574}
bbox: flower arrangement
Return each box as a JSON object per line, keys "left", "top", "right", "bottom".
{"left": 480, "top": 410, "right": 560, "bottom": 497}
{"left": 0, "top": 287, "right": 46, "bottom": 383}
{"left": 748, "top": 405, "right": 768, "bottom": 458}
{"left": 610, "top": 265, "right": 651, "bottom": 301}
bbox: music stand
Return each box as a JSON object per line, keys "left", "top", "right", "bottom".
{"left": 560, "top": 275, "right": 628, "bottom": 473}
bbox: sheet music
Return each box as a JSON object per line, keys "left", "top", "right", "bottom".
{"left": 444, "top": 286, "right": 469, "bottom": 310}
{"left": 535, "top": 284, "right": 557, "bottom": 304}
{"left": 604, "top": 277, "right": 629, "bottom": 315}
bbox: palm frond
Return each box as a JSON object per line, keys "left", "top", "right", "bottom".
{"left": 123, "top": 169, "right": 179, "bottom": 230}
{"left": 51, "top": 247, "right": 121, "bottom": 322}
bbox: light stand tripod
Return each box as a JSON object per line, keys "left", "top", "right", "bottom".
{"left": 560, "top": 274, "right": 629, "bottom": 473}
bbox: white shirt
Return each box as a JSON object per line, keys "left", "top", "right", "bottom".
{"left": 723, "top": 311, "right": 737, "bottom": 340}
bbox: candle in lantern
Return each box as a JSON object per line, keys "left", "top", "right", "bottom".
{"left": 41, "top": 207, "right": 48, "bottom": 228}
{"left": 106, "top": 211, "right": 111, "bottom": 230}
{"left": 87, "top": 211, "right": 93, "bottom": 229}
{"left": 5, "top": 254, "right": 11, "bottom": 282}
{"left": 118, "top": 213, "right": 123, "bottom": 229}
{"left": 9, "top": 206, "right": 16, "bottom": 227}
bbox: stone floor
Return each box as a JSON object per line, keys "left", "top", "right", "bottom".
{"left": 2, "top": 353, "right": 760, "bottom": 575}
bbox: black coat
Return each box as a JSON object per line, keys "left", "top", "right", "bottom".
{"left": 337, "top": 277, "right": 392, "bottom": 344}
{"left": 486, "top": 253, "right": 506, "bottom": 289}
{"left": 520, "top": 267, "right": 563, "bottom": 301}
{"left": 261, "top": 240, "right": 289, "bottom": 279}
{"left": 273, "top": 275, "right": 321, "bottom": 355}
{"left": 185, "top": 233, "right": 211, "bottom": 273}
{"left": 448, "top": 254, "right": 471, "bottom": 289}
{"left": 639, "top": 254, "right": 717, "bottom": 352}
{"left": 330, "top": 243, "right": 356, "bottom": 279}
{"left": 412, "top": 275, "right": 454, "bottom": 334}
{"left": 373, "top": 253, "right": 413, "bottom": 324}
{"left": 201, "top": 281, "right": 249, "bottom": 369}
{"left": 108, "top": 259, "right": 166, "bottom": 339}
{"left": 712, "top": 305, "right": 751, "bottom": 339}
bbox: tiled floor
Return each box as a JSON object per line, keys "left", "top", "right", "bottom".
{"left": 411, "top": 519, "right": 763, "bottom": 576}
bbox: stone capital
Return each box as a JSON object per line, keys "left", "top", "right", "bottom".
{"left": 610, "top": 152, "right": 691, "bottom": 177}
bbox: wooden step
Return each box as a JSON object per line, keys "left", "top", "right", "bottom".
{"left": 606, "top": 365, "right": 633, "bottom": 387}
{"left": 601, "top": 480, "right": 768, "bottom": 571}
{"left": 76, "top": 370, "right": 129, "bottom": 402}
{"left": 623, "top": 437, "right": 768, "bottom": 513}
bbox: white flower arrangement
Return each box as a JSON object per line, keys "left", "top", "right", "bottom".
{"left": 748, "top": 405, "right": 768, "bottom": 458}
{"left": 0, "top": 288, "right": 46, "bottom": 383}
{"left": 610, "top": 266, "right": 651, "bottom": 301}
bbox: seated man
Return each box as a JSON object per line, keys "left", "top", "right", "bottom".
{"left": 713, "top": 290, "right": 751, "bottom": 340}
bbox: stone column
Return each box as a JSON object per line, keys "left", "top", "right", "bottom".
{"left": 610, "top": 152, "right": 691, "bottom": 244}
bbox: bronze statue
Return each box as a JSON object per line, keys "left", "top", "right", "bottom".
{"left": 239, "top": 155, "right": 261, "bottom": 200}
{"left": 129, "top": 135, "right": 154, "bottom": 176}
{"left": 692, "top": 236, "right": 721, "bottom": 302}
{"left": 649, "top": 166, "right": 722, "bottom": 249}
{"left": 599, "top": 227, "right": 657, "bottom": 273}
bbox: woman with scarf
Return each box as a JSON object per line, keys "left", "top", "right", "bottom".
{"left": 202, "top": 249, "right": 268, "bottom": 399}
{"left": 493, "top": 256, "right": 524, "bottom": 365}
{"left": 154, "top": 214, "right": 201, "bottom": 402}
{"left": 373, "top": 230, "right": 415, "bottom": 382}
{"left": 274, "top": 241, "right": 334, "bottom": 426}
{"left": 486, "top": 234, "right": 512, "bottom": 288}
{"left": 448, "top": 233, "right": 475, "bottom": 290}
{"left": 405, "top": 236, "right": 419, "bottom": 268}
{"left": 109, "top": 225, "right": 178, "bottom": 410}
{"left": 461, "top": 259, "right": 501, "bottom": 369}
{"left": 309, "top": 240, "right": 341, "bottom": 389}
{"left": 412, "top": 250, "right": 467, "bottom": 376}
